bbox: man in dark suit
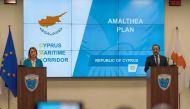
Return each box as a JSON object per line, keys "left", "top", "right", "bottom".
{"left": 144, "top": 44, "right": 168, "bottom": 72}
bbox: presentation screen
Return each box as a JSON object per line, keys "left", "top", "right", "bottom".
{"left": 24, "top": 0, "right": 164, "bottom": 77}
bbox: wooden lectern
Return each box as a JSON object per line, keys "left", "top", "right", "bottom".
{"left": 17, "top": 67, "right": 47, "bottom": 109}
{"left": 147, "top": 66, "right": 178, "bottom": 109}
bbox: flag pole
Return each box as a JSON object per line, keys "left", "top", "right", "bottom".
{"left": 171, "top": 26, "right": 179, "bottom": 65}
{"left": 176, "top": 26, "right": 181, "bottom": 109}
{"left": 8, "top": 89, "right": 10, "bottom": 109}
{"left": 176, "top": 26, "right": 178, "bottom": 30}
{"left": 8, "top": 25, "right": 11, "bottom": 30}
{"left": 8, "top": 25, "right": 11, "bottom": 109}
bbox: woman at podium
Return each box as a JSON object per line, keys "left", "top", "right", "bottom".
{"left": 23, "top": 47, "right": 43, "bottom": 67}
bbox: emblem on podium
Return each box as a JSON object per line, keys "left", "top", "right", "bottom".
{"left": 158, "top": 74, "right": 171, "bottom": 91}
{"left": 25, "top": 74, "right": 39, "bottom": 92}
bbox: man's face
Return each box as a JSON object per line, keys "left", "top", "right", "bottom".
{"left": 152, "top": 46, "right": 160, "bottom": 56}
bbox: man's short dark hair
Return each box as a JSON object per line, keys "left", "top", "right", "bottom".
{"left": 152, "top": 44, "right": 160, "bottom": 50}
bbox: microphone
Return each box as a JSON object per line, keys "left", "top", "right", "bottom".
{"left": 18, "top": 58, "right": 24, "bottom": 67}
{"left": 167, "top": 57, "right": 176, "bottom": 66}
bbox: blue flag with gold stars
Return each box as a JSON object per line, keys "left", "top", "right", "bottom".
{"left": 0, "top": 28, "right": 17, "bottom": 96}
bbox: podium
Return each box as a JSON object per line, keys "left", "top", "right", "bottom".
{"left": 147, "top": 66, "right": 178, "bottom": 109}
{"left": 17, "top": 67, "right": 47, "bottom": 109}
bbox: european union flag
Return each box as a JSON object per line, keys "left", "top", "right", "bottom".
{"left": 0, "top": 27, "right": 17, "bottom": 96}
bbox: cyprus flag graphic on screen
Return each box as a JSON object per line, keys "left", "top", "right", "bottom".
{"left": 24, "top": 0, "right": 164, "bottom": 77}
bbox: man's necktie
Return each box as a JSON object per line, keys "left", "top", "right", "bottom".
{"left": 155, "top": 56, "right": 159, "bottom": 66}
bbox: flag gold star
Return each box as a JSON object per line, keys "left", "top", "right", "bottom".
{"left": 3, "top": 69, "right": 6, "bottom": 73}
{"left": 5, "top": 53, "right": 8, "bottom": 57}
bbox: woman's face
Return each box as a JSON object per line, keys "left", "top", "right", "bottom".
{"left": 29, "top": 49, "right": 37, "bottom": 59}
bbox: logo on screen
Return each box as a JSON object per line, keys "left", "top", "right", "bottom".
{"left": 25, "top": 74, "right": 39, "bottom": 92}
{"left": 128, "top": 64, "right": 138, "bottom": 72}
{"left": 38, "top": 12, "right": 67, "bottom": 36}
{"left": 158, "top": 74, "right": 171, "bottom": 91}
